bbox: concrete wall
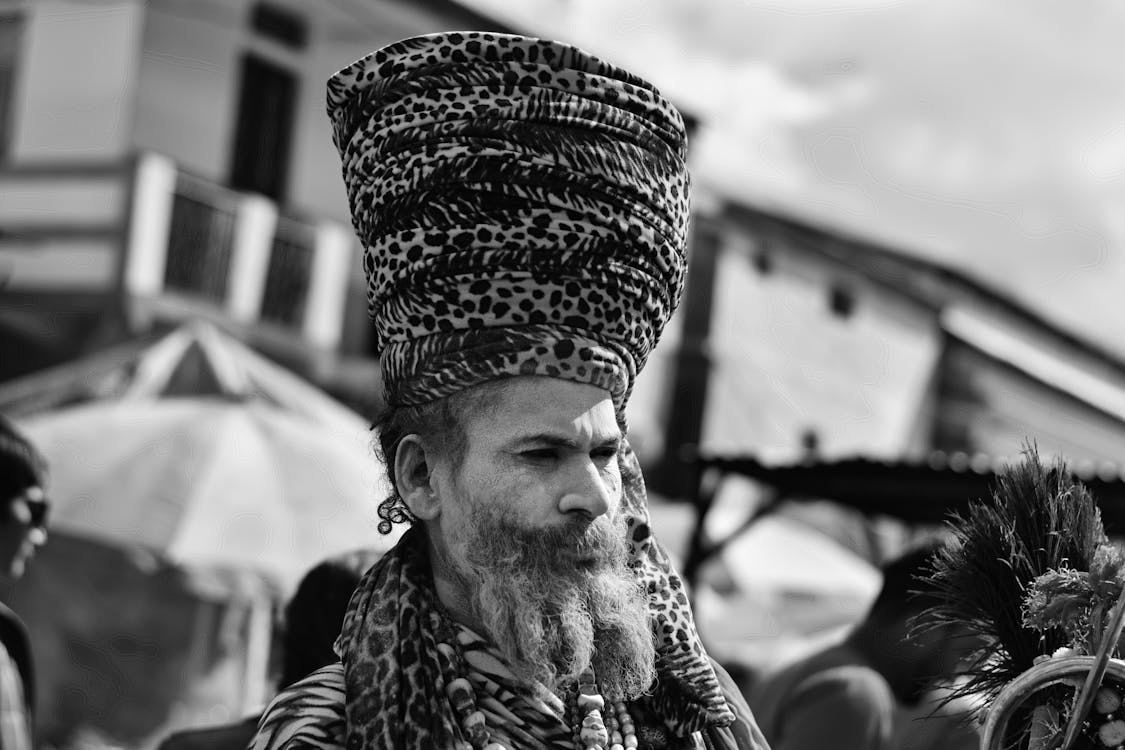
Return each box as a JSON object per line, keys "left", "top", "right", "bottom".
{"left": 701, "top": 225, "right": 942, "bottom": 461}
{"left": 127, "top": 0, "right": 497, "bottom": 357}
{"left": 8, "top": 0, "right": 144, "bottom": 162}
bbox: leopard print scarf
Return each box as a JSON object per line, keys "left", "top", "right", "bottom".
{"left": 333, "top": 445, "right": 734, "bottom": 748}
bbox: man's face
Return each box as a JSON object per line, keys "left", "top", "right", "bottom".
{"left": 433, "top": 376, "right": 624, "bottom": 534}
{"left": 426, "top": 377, "right": 654, "bottom": 698}
{"left": 0, "top": 485, "right": 49, "bottom": 582}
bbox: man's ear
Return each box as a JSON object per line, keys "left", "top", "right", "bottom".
{"left": 395, "top": 434, "right": 442, "bottom": 521}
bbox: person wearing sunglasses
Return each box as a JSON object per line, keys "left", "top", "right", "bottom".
{"left": 0, "top": 414, "right": 49, "bottom": 750}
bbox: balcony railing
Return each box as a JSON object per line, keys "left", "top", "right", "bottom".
{"left": 122, "top": 152, "right": 352, "bottom": 351}
{"left": 260, "top": 214, "right": 314, "bottom": 328}
{"left": 164, "top": 173, "right": 238, "bottom": 303}
{"left": 0, "top": 153, "right": 353, "bottom": 352}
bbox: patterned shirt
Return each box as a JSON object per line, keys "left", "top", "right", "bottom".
{"left": 0, "top": 642, "right": 31, "bottom": 750}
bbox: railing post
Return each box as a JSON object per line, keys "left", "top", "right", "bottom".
{"left": 302, "top": 221, "right": 352, "bottom": 351}
{"left": 122, "top": 152, "right": 177, "bottom": 328}
{"left": 226, "top": 194, "right": 277, "bottom": 323}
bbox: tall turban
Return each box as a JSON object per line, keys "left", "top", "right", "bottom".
{"left": 327, "top": 32, "right": 690, "bottom": 407}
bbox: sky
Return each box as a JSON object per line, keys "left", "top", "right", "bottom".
{"left": 460, "top": 0, "right": 1125, "bottom": 360}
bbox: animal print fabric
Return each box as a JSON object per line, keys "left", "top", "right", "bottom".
{"left": 326, "top": 32, "right": 691, "bottom": 408}
{"left": 324, "top": 442, "right": 735, "bottom": 749}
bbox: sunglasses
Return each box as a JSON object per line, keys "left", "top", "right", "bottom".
{"left": 23, "top": 495, "right": 49, "bottom": 530}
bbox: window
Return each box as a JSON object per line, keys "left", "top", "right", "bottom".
{"left": 251, "top": 3, "right": 307, "bottom": 50}
{"left": 228, "top": 54, "right": 297, "bottom": 202}
{"left": 829, "top": 283, "right": 856, "bottom": 318}
{"left": 0, "top": 13, "right": 25, "bottom": 160}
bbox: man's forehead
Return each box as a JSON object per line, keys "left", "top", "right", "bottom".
{"left": 464, "top": 377, "right": 620, "bottom": 439}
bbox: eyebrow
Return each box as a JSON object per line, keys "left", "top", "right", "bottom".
{"left": 510, "top": 433, "right": 622, "bottom": 451}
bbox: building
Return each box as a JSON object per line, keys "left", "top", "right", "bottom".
{"left": 0, "top": 1, "right": 512, "bottom": 746}
{"left": 653, "top": 198, "right": 1125, "bottom": 498}
{"left": 654, "top": 199, "right": 1125, "bottom": 670}
{"left": 0, "top": 0, "right": 512, "bottom": 413}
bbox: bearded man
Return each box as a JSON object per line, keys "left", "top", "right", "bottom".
{"left": 249, "top": 32, "right": 770, "bottom": 750}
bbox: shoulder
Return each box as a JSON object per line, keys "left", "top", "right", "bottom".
{"left": 708, "top": 659, "right": 774, "bottom": 750}
{"left": 789, "top": 662, "right": 894, "bottom": 715}
{"left": 0, "top": 603, "right": 29, "bottom": 645}
{"left": 751, "top": 647, "right": 894, "bottom": 746}
{"left": 249, "top": 663, "right": 347, "bottom": 750}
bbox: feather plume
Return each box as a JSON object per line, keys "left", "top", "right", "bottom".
{"left": 922, "top": 446, "right": 1108, "bottom": 718}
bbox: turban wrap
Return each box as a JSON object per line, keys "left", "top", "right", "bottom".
{"left": 326, "top": 31, "right": 690, "bottom": 407}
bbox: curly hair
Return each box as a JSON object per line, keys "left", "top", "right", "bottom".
{"left": 371, "top": 383, "right": 502, "bottom": 534}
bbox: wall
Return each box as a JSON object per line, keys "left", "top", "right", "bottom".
{"left": 129, "top": 0, "right": 496, "bottom": 358}
{"left": 131, "top": 0, "right": 245, "bottom": 183}
{"left": 9, "top": 0, "right": 144, "bottom": 162}
{"left": 701, "top": 225, "right": 942, "bottom": 461}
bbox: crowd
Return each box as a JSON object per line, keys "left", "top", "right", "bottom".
{"left": 1, "top": 29, "right": 1027, "bottom": 750}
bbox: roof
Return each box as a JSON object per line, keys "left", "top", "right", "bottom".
{"left": 696, "top": 451, "right": 1125, "bottom": 531}
{"left": 719, "top": 200, "right": 1125, "bottom": 382}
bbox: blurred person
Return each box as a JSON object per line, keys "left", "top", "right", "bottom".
{"left": 249, "top": 31, "right": 770, "bottom": 750}
{"left": 156, "top": 551, "right": 379, "bottom": 750}
{"left": 0, "top": 415, "right": 50, "bottom": 750}
{"left": 749, "top": 541, "right": 979, "bottom": 750}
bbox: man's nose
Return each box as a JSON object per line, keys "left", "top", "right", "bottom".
{"left": 557, "top": 460, "right": 615, "bottom": 518}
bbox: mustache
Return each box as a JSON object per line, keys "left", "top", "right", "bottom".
{"left": 485, "top": 515, "right": 628, "bottom": 571}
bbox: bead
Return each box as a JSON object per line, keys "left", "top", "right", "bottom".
{"left": 463, "top": 710, "right": 486, "bottom": 729}
{"left": 580, "top": 723, "right": 610, "bottom": 745}
{"left": 1099, "top": 720, "right": 1125, "bottom": 747}
{"left": 577, "top": 693, "right": 606, "bottom": 711}
{"left": 467, "top": 723, "right": 490, "bottom": 743}
{"left": 610, "top": 730, "right": 623, "bottom": 744}
{"left": 1097, "top": 686, "right": 1124, "bottom": 714}
{"left": 619, "top": 721, "right": 634, "bottom": 736}
{"left": 482, "top": 745, "right": 507, "bottom": 750}
{"left": 446, "top": 678, "right": 475, "bottom": 712}
{"left": 582, "top": 711, "right": 606, "bottom": 729}
{"left": 453, "top": 742, "right": 472, "bottom": 750}
{"left": 610, "top": 745, "right": 624, "bottom": 750}
{"left": 623, "top": 735, "right": 638, "bottom": 749}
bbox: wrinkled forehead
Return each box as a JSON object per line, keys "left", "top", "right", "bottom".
{"left": 459, "top": 376, "right": 621, "bottom": 444}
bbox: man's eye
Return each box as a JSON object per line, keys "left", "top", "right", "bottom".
{"left": 591, "top": 448, "right": 618, "bottom": 462}
{"left": 521, "top": 449, "right": 558, "bottom": 461}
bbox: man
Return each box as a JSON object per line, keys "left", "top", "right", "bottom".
{"left": 0, "top": 415, "right": 50, "bottom": 750}
{"left": 749, "top": 542, "right": 979, "bottom": 750}
{"left": 250, "top": 31, "right": 770, "bottom": 750}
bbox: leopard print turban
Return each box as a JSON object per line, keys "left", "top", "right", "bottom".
{"left": 327, "top": 32, "right": 690, "bottom": 407}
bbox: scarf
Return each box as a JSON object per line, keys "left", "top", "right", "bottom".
{"left": 251, "top": 447, "right": 736, "bottom": 749}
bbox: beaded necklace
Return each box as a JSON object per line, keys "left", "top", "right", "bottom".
{"left": 437, "top": 636, "right": 638, "bottom": 750}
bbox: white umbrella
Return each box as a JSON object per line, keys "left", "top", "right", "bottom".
{"left": 20, "top": 397, "right": 399, "bottom": 596}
